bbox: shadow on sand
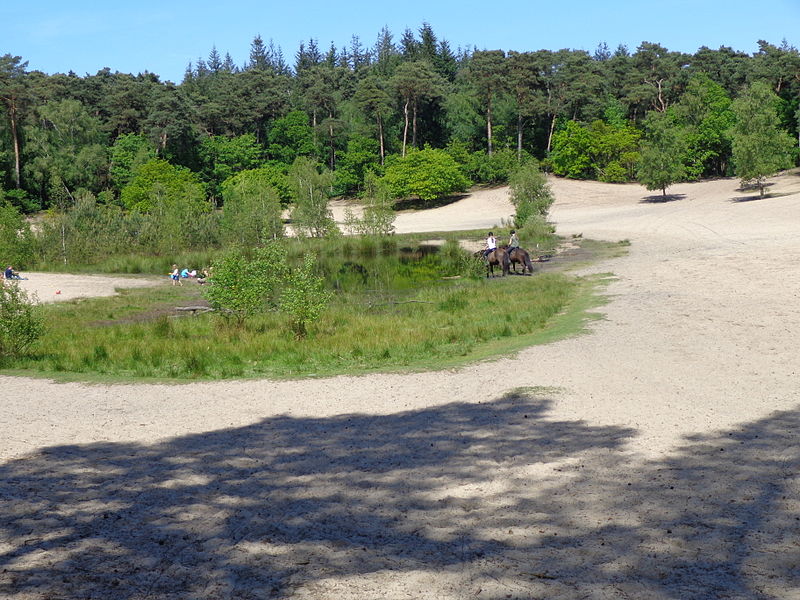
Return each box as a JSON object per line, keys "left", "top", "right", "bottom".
{"left": 1, "top": 389, "right": 798, "bottom": 598}
{"left": 640, "top": 193, "right": 686, "bottom": 204}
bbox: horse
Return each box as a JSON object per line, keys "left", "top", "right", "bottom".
{"left": 475, "top": 248, "right": 510, "bottom": 278}
{"left": 506, "top": 247, "right": 535, "bottom": 275}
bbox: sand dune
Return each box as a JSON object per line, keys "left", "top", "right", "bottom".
{"left": 2, "top": 171, "right": 800, "bottom": 599}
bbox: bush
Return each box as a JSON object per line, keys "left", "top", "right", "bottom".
{"left": 0, "top": 200, "right": 35, "bottom": 268}
{"left": 508, "top": 162, "right": 555, "bottom": 226}
{"left": 343, "top": 172, "right": 396, "bottom": 236}
{"left": 280, "top": 254, "right": 332, "bottom": 338}
{"left": 288, "top": 157, "right": 339, "bottom": 238}
{"left": 204, "top": 243, "right": 289, "bottom": 326}
{"left": 0, "top": 282, "right": 44, "bottom": 360}
{"left": 467, "top": 148, "right": 526, "bottom": 184}
{"left": 440, "top": 240, "right": 485, "bottom": 279}
{"left": 220, "top": 169, "right": 284, "bottom": 246}
{"left": 517, "top": 217, "right": 557, "bottom": 254}
{"left": 382, "top": 148, "right": 470, "bottom": 203}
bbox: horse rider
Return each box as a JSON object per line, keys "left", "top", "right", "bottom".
{"left": 483, "top": 231, "right": 497, "bottom": 263}
{"left": 508, "top": 230, "right": 520, "bottom": 254}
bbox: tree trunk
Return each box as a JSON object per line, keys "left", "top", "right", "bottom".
{"left": 487, "top": 98, "right": 493, "bottom": 156}
{"left": 10, "top": 100, "right": 21, "bottom": 188}
{"left": 312, "top": 109, "right": 318, "bottom": 146}
{"left": 547, "top": 113, "right": 557, "bottom": 153}
{"left": 377, "top": 115, "right": 385, "bottom": 165}
{"left": 402, "top": 98, "right": 409, "bottom": 157}
{"left": 411, "top": 98, "right": 418, "bottom": 149}
{"left": 328, "top": 121, "right": 335, "bottom": 170}
{"left": 516, "top": 113, "right": 523, "bottom": 161}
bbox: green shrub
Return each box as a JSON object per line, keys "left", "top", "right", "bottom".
{"left": 280, "top": 254, "right": 332, "bottom": 338}
{"left": 508, "top": 162, "right": 555, "bottom": 226}
{"left": 382, "top": 148, "right": 470, "bottom": 203}
{"left": 0, "top": 200, "right": 35, "bottom": 268}
{"left": 0, "top": 282, "right": 44, "bottom": 360}
{"left": 204, "top": 243, "right": 289, "bottom": 326}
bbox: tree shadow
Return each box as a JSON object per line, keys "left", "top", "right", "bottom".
{"left": 394, "top": 193, "right": 469, "bottom": 211}
{"left": 0, "top": 390, "right": 631, "bottom": 598}
{"left": 640, "top": 193, "right": 686, "bottom": 204}
{"left": 1, "top": 392, "right": 798, "bottom": 598}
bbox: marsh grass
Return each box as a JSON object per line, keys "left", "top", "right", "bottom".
{"left": 5, "top": 270, "right": 595, "bottom": 381}
{"left": 5, "top": 235, "right": 620, "bottom": 382}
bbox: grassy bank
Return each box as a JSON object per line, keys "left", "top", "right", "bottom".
{"left": 4, "top": 236, "right": 621, "bottom": 382}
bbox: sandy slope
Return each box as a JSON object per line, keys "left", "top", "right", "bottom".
{"left": 2, "top": 172, "right": 800, "bottom": 599}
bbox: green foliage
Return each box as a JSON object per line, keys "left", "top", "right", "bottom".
{"left": 120, "top": 158, "right": 207, "bottom": 212}
{"left": 732, "top": 81, "right": 795, "bottom": 197}
{"left": 288, "top": 157, "right": 339, "bottom": 238}
{"left": 508, "top": 162, "right": 555, "bottom": 226}
{"left": 4, "top": 252, "right": 585, "bottom": 379}
{"left": 268, "top": 110, "right": 316, "bottom": 164}
{"left": 3, "top": 188, "right": 39, "bottom": 213}
{"left": 670, "top": 74, "right": 735, "bottom": 179}
{"left": 549, "top": 119, "right": 641, "bottom": 181}
{"left": 280, "top": 253, "right": 332, "bottom": 338}
{"left": 110, "top": 134, "right": 156, "bottom": 192}
{"left": 466, "top": 148, "right": 524, "bottom": 184}
{"left": 548, "top": 121, "right": 593, "bottom": 178}
{"left": 0, "top": 200, "right": 35, "bottom": 267}
{"left": 637, "top": 111, "right": 687, "bottom": 196}
{"left": 0, "top": 281, "right": 43, "bottom": 360}
{"left": 439, "top": 239, "right": 485, "bottom": 279}
{"left": 344, "top": 171, "right": 396, "bottom": 236}
{"left": 199, "top": 133, "right": 263, "bottom": 199}
{"left": 517, "top": 217, "right": 558, "bottom": 254}
{"left": 22, "top": 99, "right": 108, "bottom": 202}
{"left": 382, "top": 147, "right": 470, "bottom": 203}
{"left": 333, "top": 136, "right": 382, "bottom": 196}
{"left": 204, "top": 243, "right": 289, "bottom": 326}
{"left": 220, "top": 168, "right": 284, "bottom": 246}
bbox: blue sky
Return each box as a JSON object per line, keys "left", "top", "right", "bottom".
{"left": 3, "top": 0, "right": 799, "bottom": 82}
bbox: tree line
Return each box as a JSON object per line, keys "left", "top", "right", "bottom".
{"left": 0, "top": 25, "right": 798, "bottom": 229}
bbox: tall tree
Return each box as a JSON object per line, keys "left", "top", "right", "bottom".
{"left": 670, "top": 73, "right": 735, "bottom": 178}
{"left": 637, "top": 111, "right": 686, "bottom": 197}
{"left": 391, "top": 61, "right": 443, "bottom": 155}
{"left": 249, "top": 35, "right": 269, "bottom": 71}
{"left": 731, "top": 81, "right": 794, "bottom": 197}
{"left": 507, "top": 51, "right": 545, "bottom": 159}
{"left": 0, "top": 55, "right": 28, "bottom": 189}
{"left": 354, "top": 75, "right": 393, "bottom": 164}
{"left": 468, "top": 50, "right": 507, "bottom": 155}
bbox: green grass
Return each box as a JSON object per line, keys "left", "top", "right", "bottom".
{"left": 4, "top": 236, "right": 623, "bottom": 382}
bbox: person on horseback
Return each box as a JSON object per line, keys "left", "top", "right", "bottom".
{"left": 508, "top": 230, "right": 519, "bottom": 252}
{"left": 483, "top": 231, "right": 497, "bottom": 263}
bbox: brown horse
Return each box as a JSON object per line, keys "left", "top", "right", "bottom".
{"left": 507, "top": 247, "right": 535, "bottom": 275}
{"left": 475, "top": 248, "right": 510, "bottom": 278}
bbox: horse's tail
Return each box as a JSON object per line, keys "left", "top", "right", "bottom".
{"left": 523, "top": 251, "right": 535, "bottom": 274}
{"left": 500, "top": 248, "right": 510, "bottom": 275}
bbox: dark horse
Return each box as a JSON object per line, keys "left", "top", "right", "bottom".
{"left": 475, "top": 248, "right": 510, "bottom": 278}
{"left": 506, "top": 247, "right": 535, "bottom": 275}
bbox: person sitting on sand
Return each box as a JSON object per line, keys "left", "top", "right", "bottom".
{"left": 197, "top": 268, "right": 210, "bottom": 285}
{"left": 4, "top": 265, "right": 24, "bottom": 280}
{"left": 180, "top": 267, "right": 190, "bottom": 279}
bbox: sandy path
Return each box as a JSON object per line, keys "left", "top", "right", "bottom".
{"left": 2, "top": 172, "right": 800, "bottom": 599}
{"left": 11, "top": 273, "right": 160, "bottom": 304}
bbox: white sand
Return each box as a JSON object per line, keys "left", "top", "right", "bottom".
{"left": 2, "top": 172, "right": 800, "bottom": 599}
